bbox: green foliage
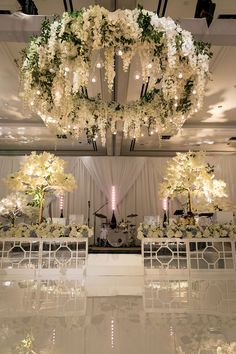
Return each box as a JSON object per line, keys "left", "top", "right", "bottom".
{"left": 194, "top": 41, "right": 212, "bottom": 58}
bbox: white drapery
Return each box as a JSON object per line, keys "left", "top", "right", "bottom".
{"left": 81, "top": 157, "right": 146, "bottom": 205}
{"left": 0, "top": 155, "right": 236, "bottom": 228}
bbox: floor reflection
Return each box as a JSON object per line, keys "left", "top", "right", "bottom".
{"left": 0, "top": 276, "right": 236, "bottom": 354}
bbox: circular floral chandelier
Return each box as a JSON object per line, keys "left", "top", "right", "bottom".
{"left": 20, "top": 5, "right": 211, "bottom": 145}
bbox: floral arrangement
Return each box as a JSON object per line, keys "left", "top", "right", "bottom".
{"left": 0, "top": 222, "right": 93, "bottom": 238}
{"left": 16, "top": 333, "right": 36, "bottom": 354}
{"left": 0, "top": 192, "right": 33, "bottom": 225}
{"left": 137, "top": 222, "right": 236, "bottom": 239}
{"left": 20, "top": 6, "right": 211, "bottom": 145}
{"left": 159, "top": 151, "right": 228, "bottom": 213}
{"left": 5, "top": 152, "right": 76, "bottom": 223}
{"left": 16, "top": 332, "right": 52, "bottom": 354}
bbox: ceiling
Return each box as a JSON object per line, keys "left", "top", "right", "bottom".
{"left": 0, "top": 0, "right": 236, "bottom": 156}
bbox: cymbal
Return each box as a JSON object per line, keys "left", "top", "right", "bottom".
{"left": 127, "top": 213, "right": 138, "bottom": 218}
{"left": 95, "top": 213, "right": 107, "bottom": 218}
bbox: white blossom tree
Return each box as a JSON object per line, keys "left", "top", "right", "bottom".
{"left": 159, "top": 151, "right": 228, "bottom": 213}
{"left": 5, "top": 152, "right": 76, "bottom": 223}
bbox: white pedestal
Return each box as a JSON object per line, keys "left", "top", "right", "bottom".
{"left": 86, "top": 254, "right": 144, "bottom": 276}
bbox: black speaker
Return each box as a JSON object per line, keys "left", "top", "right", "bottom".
{"left": 17, "top": 0, "right": 38, "bottom": 15}
{"left": 194, "top": 0, "right": 216, "bottom": 26}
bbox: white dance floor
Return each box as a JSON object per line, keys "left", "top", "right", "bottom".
{"left": 0, "top": 265, "right": 236, "bottom": 354}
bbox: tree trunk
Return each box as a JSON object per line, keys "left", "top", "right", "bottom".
{"left": 187, "top": 190, "right": 192, "bottom": 213}
{"left": 11, "top": 216, "right": 15, "bottom": 226}
{"left": 38, "top": 192, "right": 45, "bottom": 224}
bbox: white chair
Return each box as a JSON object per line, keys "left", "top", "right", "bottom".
{"left": 143, "top": 216, "right": 160, "bottom": 225}
{"left": 213, "top": 211, "right": 234, "bottom": 224}
{"left": 69, "top": 214, "right": 84, "bottom": 225}
{"left": 52, "top": 217, "right": 66, "bottom": 225}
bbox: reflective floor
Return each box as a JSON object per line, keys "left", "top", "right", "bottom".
{"left": 0, "top": 275, "right": 236, "bottom": 354}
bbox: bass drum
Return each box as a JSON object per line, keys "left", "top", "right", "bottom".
{"left": 107, "top": 228, "right": 126, "bottom": 247}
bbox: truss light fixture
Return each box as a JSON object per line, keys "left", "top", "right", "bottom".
{"left": 111, "top": 186, "right": 116, "bottom": 210}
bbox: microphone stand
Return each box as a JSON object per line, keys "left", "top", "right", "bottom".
{"left": 87, "top": 201, "right": 91, "bottom": 227}
{"left": 93, "top": 201, "right": 108, "bottom": 245}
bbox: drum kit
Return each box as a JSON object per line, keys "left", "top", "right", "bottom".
{"left": 97, "top": 213, "right": 138, "bottom": 247}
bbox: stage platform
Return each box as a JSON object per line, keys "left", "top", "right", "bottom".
{"left": 89, "top": 246, "right": 141, "bottom": 254}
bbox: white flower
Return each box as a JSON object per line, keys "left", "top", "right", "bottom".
{"left": 175, "top": 230, "right": 182, "bottom": 238}
{"left": 203, "top": 229, "right": 210, "bottom": 237}
{"left": 167, "top": 229, "right": 175, "bottom": 238}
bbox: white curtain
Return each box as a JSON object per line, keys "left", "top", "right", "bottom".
{"left": 81, "top": 157, "right": 145, "bottom": 205}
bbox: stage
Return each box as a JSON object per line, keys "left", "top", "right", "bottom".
{"left": 89, "top": 246, "right": 141, "bottom": 254}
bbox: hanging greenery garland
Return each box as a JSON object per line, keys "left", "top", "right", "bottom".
{"left": 20, "top": 5, "right": 211, "bottom": 145}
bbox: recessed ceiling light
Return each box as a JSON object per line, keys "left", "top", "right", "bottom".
{"left": 203, "top": 140, "right": 214, "bottom": 145}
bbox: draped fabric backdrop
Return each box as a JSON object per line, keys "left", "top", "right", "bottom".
{"left": 0, "top": 155, "right": 236, "bottom": 233}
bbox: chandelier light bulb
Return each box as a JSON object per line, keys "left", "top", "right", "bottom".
{"left": 117, "top": 49, "right": 123, "bottom": 56}
{"left": 174, "top": 95, "right": 178, "bottom": 100}
{"left": 30, "top": 101, "right": 34, "bottom": 106}
{"left": 150, "top": 131, "right": 154, "bottom": 135}
{"left": 36, "top": 90, "right": 41, "bottom": 95}
{"left": 135, "top": 73, "right": 140, "bottom": 80}
{"left": 141, "top": 133, "right": 144, "bottom": 137}
{"left": 174, "top": 102, "right": 178, "bottom": 107}
{"left": 113, "top": 131, "right": 117, "bottom": 135}
{"left": 195, "top": 108, "right": 198, "bottom": 113}
{"left": 65, "top": 67, "right": 70, "bottom": 72}
{"left": 96, "top": 62, "right": 102, "bottom": 68}
{"left": 192, "top": 89, "right": 196, "bottom": 95}
{"left": 91, "top": 77, "right": 97, "bottom": 83}
{"left": 147, "top": 63, "right": 152, "bottom": 69}
{"left": 178, "top": 73, "right": 183, "bottom": 79}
